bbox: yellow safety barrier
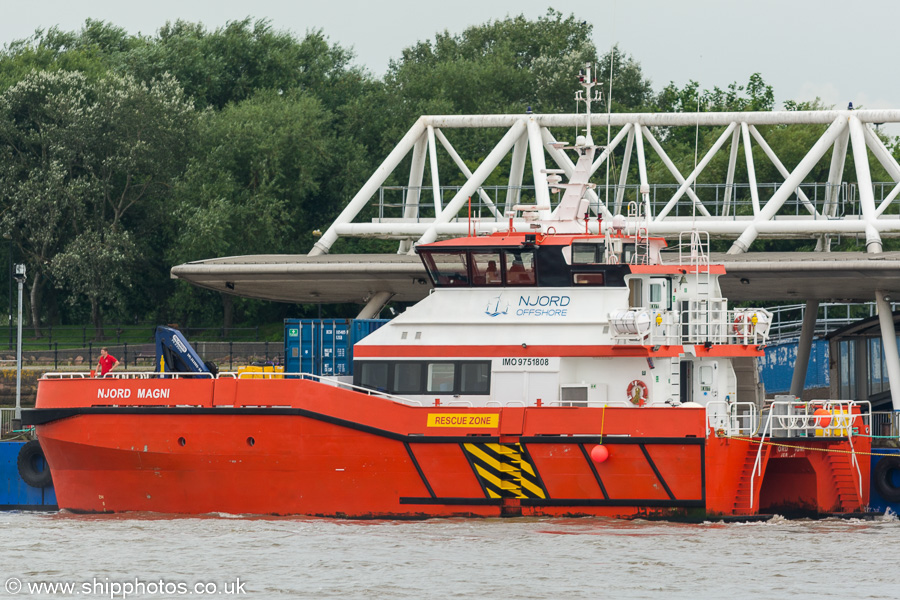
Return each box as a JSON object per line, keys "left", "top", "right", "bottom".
{"left": 237, "top": 365, "right": 285, "bottom": 379}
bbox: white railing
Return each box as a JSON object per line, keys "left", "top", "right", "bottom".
{"left": 749, "top": 407, "right": 774, "bottom": 509}
{"left": 243, "top": 371, "right": 424, "bottom": 407}
{"left": 1, "top": 407, "right": 16, "bottom": 436}
{"left": 42, "top": 371, "right": 214, "bottom": 379}
{"left": 677, "top": 230, "right": 711, "bottom": 272}
{"left": 543, "top": 399, "right": 636, "bottom": 408}
{"left": 706, "top": 401, "right": 759, "bottom": 437}
{"left": 764, "top": 399, "right": 869, "bottom": 438}
{"left": 764, "top": 301, "right": 900, "bottom": 343}
{"left": 612, "top": 305, "right": 773, "bottom": 346}
{"left": 871, "top": 411, "right": 900, "bottom": 441}
{"left": 720, "top": 399, "right": 871, "bottom": 508}
{"left": 40, "top": 370, "right": 423, "bottom": 406}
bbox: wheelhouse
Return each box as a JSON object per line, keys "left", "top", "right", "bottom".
{"left": 415, "top": 232, "right": 664, "bottom": 289}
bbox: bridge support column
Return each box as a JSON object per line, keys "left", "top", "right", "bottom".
{"left": 875, "top": 291, "right": 900, "bottom": 411}
{"left": 357, "top": 292, "right": 394, "bottom": 320}
{"left": 790, "top": 300, "right": 819, "bottom": 399}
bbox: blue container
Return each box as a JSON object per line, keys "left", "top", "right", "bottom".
{"left": 1, "top": 441, "right": 57, "bottom": 510}
{"left": 284, "top": 319, "right": 388, "bottom": 376}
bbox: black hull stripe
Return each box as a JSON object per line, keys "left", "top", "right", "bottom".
{"left": 399, "top": 497, "right": 705, "bottom": 508}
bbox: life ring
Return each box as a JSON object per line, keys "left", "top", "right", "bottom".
{"left": 17, "top": 439, "right": 53, "bottom": 488}
{"left": 873, "top": 456, "right": 900, "bottom": 503}
{"left": 733, "top": 313, "right": 759, "bottom": 335}
{"left": 626, "top": 380, "right": 649, "bottom": 407}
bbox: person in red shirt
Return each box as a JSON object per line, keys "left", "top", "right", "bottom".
{"left": 97, "top": 347, "right": 119, "bottom": 377}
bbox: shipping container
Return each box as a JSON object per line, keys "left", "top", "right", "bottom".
{"left": 284, "top": 319, "right": 389, "bottom": 376}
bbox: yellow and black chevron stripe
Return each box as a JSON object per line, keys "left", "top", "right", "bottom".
{"left": 462, "top": 442, "right": 547, "bottom": 499}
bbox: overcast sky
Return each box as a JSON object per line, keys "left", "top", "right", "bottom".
{"left": 1, "top": 0, "right": 895, "bottom": 111}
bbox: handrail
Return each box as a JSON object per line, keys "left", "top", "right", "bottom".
{"left": 42, "top": 371, "right": 214, "bottom": 379}
{"left": 0, "top": 407, "right": 16, "bottom": 436}
{"left": 750, "top": 407, "right": 774, "bottom": 509}
{"left": 442, "top": 400, "right": 474, "bottom": 407}
{"left": 298, "top": 373, "right": 424, "bottom": 407}
{"left": 613, "top": 305, "right": 772, "bottom": 346}
{"left": 706, "top": 401, "right": 758, "bottom": 437}
{"left": 847, "top": 427, "right": 863, "bottom": 497}
{"left": 811, "top": 398, "right": 870, "bottom": 497}
{"left": 544, "top": 399, "right": 635, "bottom": 408}
{"left": 40, "top": 369, "right": 424, "bottom": 406}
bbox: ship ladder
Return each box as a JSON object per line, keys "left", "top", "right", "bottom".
{"left": 734, "top": 441, "right": 771, "bottom": 515}
{"left": 669, "top": 357, "right": 681, "bottom": 403}
{"left": 825, "top": 451, "right": 862, "bottom": 512}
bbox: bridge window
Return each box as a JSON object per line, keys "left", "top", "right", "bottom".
{"left": 572, "top": 242, "right": 605, "bottom": 264}
{"left": 504, "top": 250, "right": 536, "bottom": 285}
{"left": 421, "top": 251, "right": 469, "bottom": 287}
{"left": 471, "top": 251, "right": 503, "bottom": 286}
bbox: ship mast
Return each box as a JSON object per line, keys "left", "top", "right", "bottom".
{"left": 576, "top": 63, "right": 601, "bottom": 146}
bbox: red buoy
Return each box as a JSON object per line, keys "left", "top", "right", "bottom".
{"left": 590, "top": 444, "right": 609, "bottom": 463}
{"left": 814, "top": 408, "right": 832, "bottom": 428}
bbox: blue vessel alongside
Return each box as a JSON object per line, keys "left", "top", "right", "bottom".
{"left": 1, "top": 440, "right": 57, "bottom": 510}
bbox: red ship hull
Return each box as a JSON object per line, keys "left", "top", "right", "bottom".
{"left": 27, "top": 377, "right": 870, "bottom": 519}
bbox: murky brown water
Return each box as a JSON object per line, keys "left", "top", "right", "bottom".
{"left": 1, "top": 512, "right": 898, "bottom": 599}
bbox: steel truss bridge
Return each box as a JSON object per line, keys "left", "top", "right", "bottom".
{"left": 310, "top": 109, "right": 900, "bottom": 256}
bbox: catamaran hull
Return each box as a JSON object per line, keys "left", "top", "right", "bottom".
{"left": 27, "top": 379, "right": 870, "bottom": 519}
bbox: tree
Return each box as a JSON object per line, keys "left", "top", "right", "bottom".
{"left": 168, "top": 89, "right": 343, "bottom": 326}
{"left": 120, "top": 19, "right": 364, "bottom": 111}
{"left": 0, "top": 70, "right": 93, "bottom": 336}
{"left": 0, "top": 19, "right": 138, "bottom": 89}
{"left": 0, "top": 70, "right": 197, "bottom": 336}
{"left": 49, "top": 229, "right": 136, "bottom": 333}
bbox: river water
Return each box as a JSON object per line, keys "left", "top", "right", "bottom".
{"left": 1, "top": 511, "right": 898, "bottom": 599}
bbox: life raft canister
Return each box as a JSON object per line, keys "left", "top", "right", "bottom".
{"left": 17, "top": 439, "right": 53, "bottom": 488}
{"left": 627, "top": 380, "right": 649, "bottom": 406}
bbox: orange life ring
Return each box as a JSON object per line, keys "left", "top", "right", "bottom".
{"left": 732, "top": 314, "right": 744, "bottom": 334}
{"left": 626, "top": 379, "right": 649, "bottom": 406}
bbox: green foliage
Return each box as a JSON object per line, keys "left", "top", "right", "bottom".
{"left": 121, "top": 19, "right": 364, "bottom": 111}
{"left": 171, "top": 89, "right": 335, "bottom": 261}
{"left": 0, "top": 70, "right": 197, "bottom": 334}
{"left": 386, "top": 9, "right": 596, "bottom": 117}
{"left": 50, "top": 228, "right": 136, "bottom": 317}
{"left": 1, "top": 12, "right": 898, "bottom": 332}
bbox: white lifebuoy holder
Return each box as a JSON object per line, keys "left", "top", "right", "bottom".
{"left": 733, "top": 313, "right": 759, "bottom": 335}
{"left": 627, "top": 379, "right": 649, "bottom": 407}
